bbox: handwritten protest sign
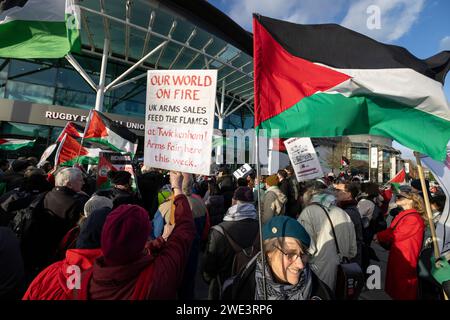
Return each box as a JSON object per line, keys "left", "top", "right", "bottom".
{"left": 284, "top": 138, "right": 324, "bottom": 182}
{"left": 144, "top": 70, "right": 217, "bottom": 175}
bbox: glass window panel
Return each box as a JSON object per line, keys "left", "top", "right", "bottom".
{"left": 111, "top": 100, "right": 145, "bottom": 117}
{"left": 0, "top": 58, "right": 8, "bottom": 79}
{"left": 6, "top": 81, "right": 54, "bottom": 105}
{"left": 54, "top": 88, "right": 97, "bottom": 110}
{"left": 9, "top": 60, "right": 56, "bottom": 86}
{"left": 56, "top": 67, "right": 96, "bottom": 93}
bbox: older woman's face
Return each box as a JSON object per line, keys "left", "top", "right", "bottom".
{"left": 267, "top": 237, "right": 306, "bottom": 285}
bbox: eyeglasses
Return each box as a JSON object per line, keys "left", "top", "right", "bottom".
{"left": 274, "top": 245, "right": 309, "bottom": 263}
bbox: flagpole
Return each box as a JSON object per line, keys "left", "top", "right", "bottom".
{"left": 414, "top": 152, "right": 450, "bottom": 300}
{"left": 255, "top": 128, "right": 267, "bottom": 300}
{"left": 76, "top": 109, "right": 92, "bottom": 166}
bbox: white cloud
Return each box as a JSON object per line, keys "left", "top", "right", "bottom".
{"left": 440, "top": 36, "right": 450, "bottom": 51}
{"left": 341, "top": 0, "right": 425, "bottom": 43}
{"left": 226, "top": 0, "right": 348, "bottom": 31}
{"left": 222, "top": 0, "right": 426, "bottom": 42}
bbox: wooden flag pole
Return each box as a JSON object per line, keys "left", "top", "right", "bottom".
{"left": 414, "top": 152, "right": 440, "bottom": 258}
{"left": 414, "top": 152, "right": 448, "bottom": 300}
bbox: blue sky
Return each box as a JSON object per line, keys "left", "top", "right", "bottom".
{"left": 209, "top": 0, "right": 450, "bottom": 160}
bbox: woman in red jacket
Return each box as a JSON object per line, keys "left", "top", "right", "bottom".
{"left": 375, "top": 191, "right": 425, "bottom": 300}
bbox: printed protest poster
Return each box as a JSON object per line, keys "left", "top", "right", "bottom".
{"left": 97, "top": 152, "right": 135, "bottom": 190}
{"left": 284, "top": 138, "right": 324, "bottom": 182}
{"left": 144, "top": 70, "right": 217, "bottom": 175}
{"left": 233, "top": 163, "right": 253, "bottom": 179}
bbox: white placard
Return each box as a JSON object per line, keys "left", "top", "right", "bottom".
{"left": 405, "top": 162, "right": 410, "bottom": 174}
{"left": 370, "top": 147, "right": 378, "bottom": 169}
{"left": 144, "top": 70, "right": 217, "bottom": 175}
{"left": 284, "top": 138, "right": 324, "bottom": 182}
{"left": 233, "top": 163, "right": 253, "bottom": 179}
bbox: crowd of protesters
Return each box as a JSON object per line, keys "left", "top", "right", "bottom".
{"left": 0, "top": 156, "right": 449, "bottom": 300}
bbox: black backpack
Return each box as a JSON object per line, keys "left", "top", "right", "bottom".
{"left": 10, "top": 192, "right": 47, "bottom": 241}
{"left": 212, "top": 225, "right": 260, "bottom": 297}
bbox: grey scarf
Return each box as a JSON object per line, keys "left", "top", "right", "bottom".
{"left": 255, "top": 253, "right": 313, "bottom": 300}
{"left": 223, "top": 203, "right": 257, "bottom": 222}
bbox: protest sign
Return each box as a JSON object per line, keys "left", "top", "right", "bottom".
{"left": 144, "top": 70, "right": 217, "bottom": 175}
{"left": 233, "top": 163, "right": 253, "bottom": 179}
{"left": 97, "top": 152, "right": 135, "bottom": 190}
{"left": 284, "top": 138, "right": 323, "bottom": 182}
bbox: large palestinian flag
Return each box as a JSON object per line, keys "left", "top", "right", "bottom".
{"left": 84, "top": 110, "right": 138, "bottom": 155}
{"left": 55, "top": 134, "right": 101, "bottom": 166}
{"left": 253, "top": 15, "right": 450, "bottom": 161}
{"left": 0, "top": 138, "right": 35, "bottom": 150}
{"left": 0, "top": 0, "right": 81, "bottom": 58}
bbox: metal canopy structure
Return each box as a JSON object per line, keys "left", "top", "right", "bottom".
{"left": 69, "top": 0, "right": 255, "bottom": 127}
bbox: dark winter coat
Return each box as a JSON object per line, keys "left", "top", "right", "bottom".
{"left": 339, "top": 200, "right": 364, "bottom": 267}
{"left": 0, "top": 227, "right": 25, "bottom": 300}
{"left": 95, "top": 187, "right": 139, "bottom": 209}
{"left": 203, "top": 218, "right": 259, "bottom": 299}
{"left": 205, "top": 195, "right": 226, "bottom": 226}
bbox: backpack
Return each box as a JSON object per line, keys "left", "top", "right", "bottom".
{"left": 9, "top": 192, "right": 47, "bottom": 241}
{"left": 212, "top": 225, "right": 259, "bottom": 297}
{"left": 0, "top": 189, "right": 34, "bottom": 226}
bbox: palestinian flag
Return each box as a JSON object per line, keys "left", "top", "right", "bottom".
{"left": 0, "top": 138, "right": 35, "bottom": 150}
{"left": 84, "top": 110, "right": 138, "bottom": 155}
{"left": 55, "top": 134, "right": 101, "bottom": 166}
{"left": 388, "top": 168, "right": 406, "bottom": 184}
{"left": 57, "top": 121, "right": 84, "bottom": 142}
{"left": 0, "top": 0, "right": 81, "bottom": 58}
{"left": 253, "top": 15, "right": 450, "bottom": 162}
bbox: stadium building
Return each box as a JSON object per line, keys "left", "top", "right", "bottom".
{"left": 0, "top": 0, "right": 400, "bottom": 182}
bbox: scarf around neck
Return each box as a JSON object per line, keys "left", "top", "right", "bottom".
{"left": 255, "top": 253, "right": 312, "bottom": 300}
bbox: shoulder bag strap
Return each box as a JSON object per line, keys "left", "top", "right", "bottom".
{"left": 212, "top": 225, "right": 243, "bottom": 253}
{"left": 313, "top": 203, "right": 341, "bottom": 255}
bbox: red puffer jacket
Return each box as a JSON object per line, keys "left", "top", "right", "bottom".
{"left": 22, "top": 248, "right": 102, "bottom": 300}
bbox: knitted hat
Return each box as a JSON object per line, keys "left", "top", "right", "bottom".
{"left": 108, "top": 170, "right": 131, "bottom": 186}
{"left": 101, "top": 204, "right": 151, "bottom": 266}
{"left": 411, "top": 179, "right": 430, "bottom": 193}
{"left": 263, "top": 216, "right": 311, "bottom": 248}
{"left": 83, "top": 195, "right": 113, "bottom": 217}
{"left": 233, "top": 186, "right": 254, "bottom": 202}
{"left": 265, "top": 174, "right": 279, "bottom": 187}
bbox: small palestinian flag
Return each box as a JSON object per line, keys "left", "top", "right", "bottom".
{"left": 0, "top": 138, "right": 35, "bottom": 150}
{"left": 84, "top": 110, "right": 138, "bottom": 155}
{"left": 57, "top": 121, "right": 84, "bottom": 142}
{"left": 388, "top": 168, "right": 406, "bottom": 192}
{"left": 0, "top": 0, "right": 81, "bottom": 58}
{"left": 54, "top": 134, "right": 101, "bottom": 167}
{"left": 253, "top": 15, "right": 450, "bottom": 161}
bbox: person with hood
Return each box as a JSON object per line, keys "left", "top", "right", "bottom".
{"left": 261, "top": 174, "right": 287, "bottom": 224}
{"left": 375, "top": 191, "right": 426, "bottom": 300}
{"left": 75, "top": 171, "right": 196, "bottom": 300}
{"left": 229, "top": 216, "right": 333, "bottom": 300}
{"left": 298, "top": 182, "right": 357, "bottom": 291}
{"left": 217, "top": 168, "right": 235, "bottom": 211}
{"left": 0, "top": 227, "right": 25, "bottom": 300}
{"left": 204, "top": 180, "right": 226, "bottom": 227}
{"left": 56, "top": 195, "right": 113, "bottom": 259}
{"left": 22, "top": 206, "right": 112, "bottom": 300}
{"left": 335, "top": 181, "right": 364, "bottom": 268}
{"left": 95, "top": 170, "right": 139, "bottom": 208}
{"left": 137, "top": 171, "right": 164, "bottom": 219}
{"left": 203, "top": 186, "right": 259, "bottom": 299}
